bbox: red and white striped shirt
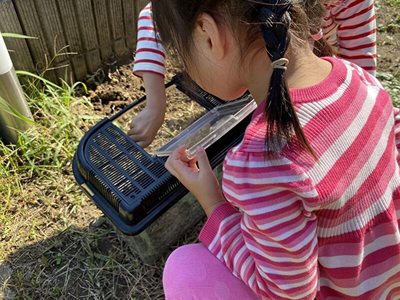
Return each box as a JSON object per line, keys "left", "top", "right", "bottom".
{"left": 133, "top": 3, "right": 166, "bottom": 78}
{"left": 199, "top": 57, "right": 400, "bottom": 299}
{"left": 133, "top": 1, "right": 377, "bottom": 77}
{"left": 323, "top": 0, "right": 377, "bottom": 75}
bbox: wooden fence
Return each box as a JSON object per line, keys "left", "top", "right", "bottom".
{"left": 0, "top": 0, "right": 149, "bottom": 83}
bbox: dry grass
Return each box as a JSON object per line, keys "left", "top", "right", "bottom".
{"left": 0, "top": 66, "right": 205, "bottom": 299}
{"left": 1, "top": 1, "right": 400, "bottom": 299}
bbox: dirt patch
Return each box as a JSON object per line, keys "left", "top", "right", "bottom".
{"left": 376, "top": 0, "right": 400, "bottom": 77}
{"left": 86, "top": 61, "right": 207, "bottom": 154}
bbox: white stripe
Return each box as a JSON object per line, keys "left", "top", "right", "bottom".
{"left": 310, "top": 86, "right": 379, "bottom": 184}
{"left": 223, "top": 184, "right": 318, "bottom": 201}
{"left": 242, "top": 217, "right": 317, "bottom": 252}
{"left": 319, "top": 264, "right": 400, "bottom": 296}
{"left": 134, "top": 51, "right": 165, "bottom": 62}
{"left": 216, "top": 249, "right": 223, "bottom": 260}
{"left": 133, "top": 63, "right": 165, "bottom": 74}
{"left": 242, "top": 195, "right": 300, "bottom": 216}
{"left": 223, "top": 182, "right": 318, "bottom": 201}
{"left": 248, "top": 273, "right": 256, "bottom": 291}
{"left": 224, "top": 173, "right": 307, "bottom": 185}
{"left": 246, "top": 234, "right": 318, "bottom": 263}
{"left": 297, "top": 63, "right": 352, "bottom": 127}
{"left": 319, "top": 232, "right": 400, "bottom": 268}
{"left": 223, "top": 235, "right": 243, "bottom": 277}
{"left": 258, "top": 263, "right": 318, "bottom": 290}
{"left": 225, "top": 157, "right": 291, "bottom": 168}
{"left": 136, "top": 40, "right": 165, "bottom": 52}
{"left": 318, "top": 176, "right": 396, "bottom": 238}
{"left": 265, "top": 277, "right": 318, "bottom": 300}
{"left": 379, "top": 282, "right": 400, "bottom": 300}
{"left": 240, "top": 255, "right": 252, "bottom": 279}
{"left": 208, "top": 213, "right": 241, "bottom": 250}
{"left": 138, "top": 19, "right": 155, "bottom": 27}
{"left": 220, "top": 222, "right": 241, "bottom": 247}
{"left": 257, "top": 214, "right": 313, "bottom": 239}
{"left": 326, "top": 109, "right": 395, "bottom": 211}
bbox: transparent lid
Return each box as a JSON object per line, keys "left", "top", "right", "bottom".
{"left": 155, "top": 96, "right": 256, "bottom": 158}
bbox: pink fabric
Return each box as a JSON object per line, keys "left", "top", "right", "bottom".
{"left": 163, "top": 244, "right": 261, "bottom": 300}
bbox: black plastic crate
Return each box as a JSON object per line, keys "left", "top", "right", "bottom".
{"left": 73, "top": 74, "right": 253, "bottom": 235}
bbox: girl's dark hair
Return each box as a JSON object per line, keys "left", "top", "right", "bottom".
{"left": 152, "top": 0, "right": 330, "bottom": 156}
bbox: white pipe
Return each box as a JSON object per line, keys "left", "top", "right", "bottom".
{"left": 0, "top": 33, "right": 13, "bottom": 75}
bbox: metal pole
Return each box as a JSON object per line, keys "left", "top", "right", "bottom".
{"left": 0, "top": 33, "right": 33, "bottom": 144}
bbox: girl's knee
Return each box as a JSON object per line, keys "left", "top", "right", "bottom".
{"left": 163, "top": 244, "right": 209, "bottom": 299}
{"left": 163, "top": 244, "right": 207, "bottom": 279}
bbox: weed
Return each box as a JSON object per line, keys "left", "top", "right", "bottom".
{"left": 377, "top": 72, "right": 400, "bottom": 107}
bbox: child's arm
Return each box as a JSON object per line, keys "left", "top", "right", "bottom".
{"left": 127, "top": 72, "right": 166, "bottom": 147}
{"left": 166, "top": 147, "right": 319, "bottom": 300}
{"left": 130, "top": 2, "right": 167, "bottom": 148}
{"left": 323, "top": 0, "right": 376, "bottom": 75}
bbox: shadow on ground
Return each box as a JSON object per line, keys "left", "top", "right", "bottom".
{"left": 1, "top": 217, "right": 204, "bottom": 300}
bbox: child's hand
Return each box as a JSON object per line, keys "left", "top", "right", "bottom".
{"left": 128, "top": 103, "right": 165, "bottom": 148}
{"left": 165, "top": 145, "right": 226, "bottom": 217}
{"left": 128, "top": 72, "right": 166, "bottom": 148}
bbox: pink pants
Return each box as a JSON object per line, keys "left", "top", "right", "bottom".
{"left": 163, "top": 244, "right": 261, "bottom": 300}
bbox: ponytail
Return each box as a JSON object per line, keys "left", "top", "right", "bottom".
{"left": 255, "top": 1, "right": 315, "bottom": 156}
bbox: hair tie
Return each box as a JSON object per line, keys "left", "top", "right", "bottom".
{"left": 271, "top": 58, "right": 289, "bottom": 70}
{"left": 311, "top": 29, "right": 323, "bottom": 41}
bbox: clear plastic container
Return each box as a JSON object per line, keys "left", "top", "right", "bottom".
{"left": 155, "top": 97, "right": 257, "bottom": 158}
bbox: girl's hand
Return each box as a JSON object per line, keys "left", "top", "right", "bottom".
{"left": 165, "top": 145, "right": 226, "bottom": 217}
{"left": 128, "top": 72, "right": 166, "bottom": 148}
{"left": 128, "top": 103, "right": 165, "bottom": 148}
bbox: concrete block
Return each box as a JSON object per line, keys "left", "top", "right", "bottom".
{"left": 114, "top": 165, "right": 223, "bottom": 264}
{"left": 85, "top": 49, "right": 102, "bottom": 73}
{"left": 113, "top": 38, "right": 127, "bottom": 57}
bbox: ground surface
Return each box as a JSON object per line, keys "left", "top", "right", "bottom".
{"left": 1, "top": 1, "right": 400, "bottom": 299}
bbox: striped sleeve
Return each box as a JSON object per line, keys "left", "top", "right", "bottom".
{"left": 323, "top": 0, "right": 376, "bottom": 75}
{"left": 133, "top": 2, "right": 166, "bottom": 78}
{"left": 199, "top": 153, "right": 319, "bottom": 300}
{"left": 394, "top": 107, "right": 400, "bottom": 152}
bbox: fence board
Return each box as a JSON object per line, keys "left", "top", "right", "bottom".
{"left": 12, "top": 0, "right": 51, "bottom": 73}
{"left": 57, "top": 0, "right": 83, "bottom": 52}
{"left": 136, "top": 0, "right": 149, "bottom": 12}
{"left": 92, "top": 0, "right": 111, "bottom": 46}
{"left": 74, "top": 0, "right": 98, "bottom": 51}
{"left": 0, "top": 0, "right": 35, "bottom": 71}
{"left": 123, "top": 0, "right": 136, "bottom": 49}
{"left": 34, "top": 0, "right": 67, "bottom": 63}
{"left": 0, "top": 0, "right": 145, "bottom": 82}
{"left": 123, "top": 0, "right": 136, "bottom": 36}
{"left": 108, "top": 0, "right": 125, "bottom": 40}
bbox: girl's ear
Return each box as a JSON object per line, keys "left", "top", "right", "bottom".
{"left": 194, "top": 13, "right": 226, "bottom": 61}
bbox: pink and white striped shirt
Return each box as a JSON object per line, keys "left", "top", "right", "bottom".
{"left": 133, "top": 1, "right": 377, "bottom": 77}
{"left": 199, "top": 57, "right": 400, "bottom": 299}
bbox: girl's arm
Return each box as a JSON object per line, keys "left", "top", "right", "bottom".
{"left": 198, "top": 152, "right": 319, "bottom": 299}
{"left": 323, "top": 0, "right": 376, "bottom": 75}
{"left": 166, "top": 146, "right": 319, "bottom": 299}
{"left": 130, "top": 2, "right": 167, "bottom": 148}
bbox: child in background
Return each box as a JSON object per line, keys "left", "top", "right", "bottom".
{"left": 128, "top": 0, "right": 376, "bottom": 148}
{"left": 150, "top": 0, "right": 400, "bottom": 299}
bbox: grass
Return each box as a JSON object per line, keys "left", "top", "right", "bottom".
{"left": 0, "top": 70, "right": 203, "bottom": 299}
